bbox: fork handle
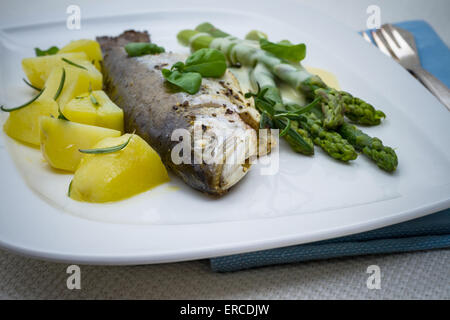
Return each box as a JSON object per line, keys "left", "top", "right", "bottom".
{"left": 409, "top": 66, "right": 450, "bottom": 111}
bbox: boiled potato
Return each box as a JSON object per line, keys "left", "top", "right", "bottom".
{"left": 40, "top": 64, "right": 102, "bottom": 108}
{"left": 3, "top": 98, "right": 59, "bottom": 146}
{"left": 22, "top": 52, "right": 88, "bottom": 88}
{"left": 62, "top": 90, "right": 124, "bottom": 132}
{"left": 59, "top": 39, "right": 103, "bottom": 71}
{"left": 40, "top": 117, "right": 121, "bottom": 172}
{"left": 70, "top": 134, "right": 169, "bottom": 202}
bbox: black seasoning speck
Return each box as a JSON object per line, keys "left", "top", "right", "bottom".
{"left": 182, "top": 101, "right": 189, "bottom": 107}
{"left": 201, "top": 124, "right": 207, "bottom": 131}
{"left": 212, "top": 113, "right": 217, "bottom": 117}
{"left": 238, "top": 105, "right": 243, "bottom": 109}
{"left": 172, "top": 105, "right": 178, "bottom": 110}
{"left": 225, "top": 109, "right": 233, "bottom": 114}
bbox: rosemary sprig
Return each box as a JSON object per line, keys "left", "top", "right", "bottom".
{"left": 53, "top": 68, "right": 66, "bottom": 100}
{"left": 89, "top": 93, "right": 100, "bottom": 106}
{"left": 23, "top": 78, "right": 41, "bottom": 91}
{"left": 68, "top": 180, "right": 73, "bottom": 197}
{"left": 57, "top": 104, "right": 69, "bottom": 121}
{"left": 1, "top": 87, "right": 46, "bottom": 112}
{"left": 273, "top": 98, "right": 320, "bottom": 120}
{"left": 61, "top": 57, "right": 87, "bottom": 70}
{"left": 78, "top": 133, "right": 134, "bottom": 154}
{"left": 279, "top": 118, "right": 291, "bottom": 137}
{"left": 87, "top": 82, "right": 100, "bottom": 107}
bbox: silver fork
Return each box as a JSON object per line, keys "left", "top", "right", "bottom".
{"left": 375, "top": 24, "right": 450, "bottom": 111}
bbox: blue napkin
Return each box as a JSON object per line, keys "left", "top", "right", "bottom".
{"left": 210, "top": 20, "right": 450, "bottom": 272}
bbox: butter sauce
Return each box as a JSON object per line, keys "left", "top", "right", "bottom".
{"left": 229, "top": 65, "right": 340, "bottom": 105}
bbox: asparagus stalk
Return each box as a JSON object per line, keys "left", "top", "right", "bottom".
{"left": 298, "top": 112, "right": 358, "bottom": 162}
{"left": 251, "top": 63, "right": 357, "bottom": 161}
{"left": 177, "top": 25, "right": 386, "bottom": 128}
{"left": 250, "top": 63, "right": 315, "bottom": 155}
{"left": 338, "top": 122, "right": 398, "bottom": 172}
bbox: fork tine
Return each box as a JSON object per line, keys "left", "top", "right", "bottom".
{"left": 371, "top": 30, "right": 393, "bottom": 57}
{"left": 380, "top": 27, "right": 402, "bottom": 57}
{"left": 389, "top": 25, "right": 415, "bottom": 54}
{"left": 361, "top": 31, "right": 372, "bottom": 43}
{"left": 382, "top": 24, "right": 401, "bottom": 47}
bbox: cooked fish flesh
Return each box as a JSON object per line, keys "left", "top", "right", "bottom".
{"left": 97, "top": 31, "right": 263, "bottom": 195}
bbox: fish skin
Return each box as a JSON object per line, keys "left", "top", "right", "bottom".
{"left": 97, "top": 31, "right": 260, "bottom": 195}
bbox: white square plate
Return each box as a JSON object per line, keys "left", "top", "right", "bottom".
{"left": 0, "top": 1, "right": 449, "bottom": 265}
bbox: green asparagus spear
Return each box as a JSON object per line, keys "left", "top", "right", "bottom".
{"left": 338, "top": 122, "right": 398, "bottom": 172}
{"left": 195, "top": 22, "right": 230, "bottom": 38}
{"left": 178, "top": 25, "right": 386, "bottom": 128}
{"left": 250, "top": 63, "right": 357, "bottom": 161}
{"left": 298, "top": 112, "right": 358, "bottom": 162}
{"left": 341, "top": 92, "right": 386, "bottom": 125}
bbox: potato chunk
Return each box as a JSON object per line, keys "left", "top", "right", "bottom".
{"left": 70, "top": 134, "right": 169, "bottom": 202}
{"left": 59, "top": 39, "right": 103, "bottom": 71}
{"left": 40, "top": 117, "right": 121, "bottom": 172}
{"left": 3, "top": 98, "right": 59, "bottom": 146}
{"left": 22, "top": 52, "right": 88, "bottom": 88}
{"left": 40, "top": 64, "right": 102, "bottom": 108}
{"left": 62, "top": 90, "right": 124, "bottom": 132}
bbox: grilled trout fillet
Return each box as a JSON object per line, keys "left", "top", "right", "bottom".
{"left": 97, "top": 31, "right": 264, "bottom": 195}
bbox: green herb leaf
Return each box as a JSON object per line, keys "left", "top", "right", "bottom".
{"left": 79, "top": 134, "right": 134, "bottom": 154}
{"left": 23, "top": 78, "right": 41, "bottom": 91}
{"left": 259, "top": 38, "right": 306, "bottom": 63}
{"left": 1, "top": 87, "right": 46, "bottom": 112}
{"left": 171, "top": 61, "right": 185, "bottom": 72}
{"left": 61, "top": 57, "right": 87, "bottom": 70}
{"left": 90, "top": 93, "right": 100, "bottom": 107}
{"left": 183, "top": 48, "right": 227, "bottom": 78}
{"left": 35, "top": 46, "right": 59, "bottom": 57}
{"left": 53, "top": 68, "right": 66, "bottom": 100}
{"left": 124, "top": 42, "right": 165, "bottom": 57}
{"left": 161, "top": 69, "right": 202, "bottom": 95}
{"left": 68, "top": 180, "right": 73, "bottom": 197}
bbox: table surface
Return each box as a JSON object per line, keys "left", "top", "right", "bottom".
{"left": 1, "top": 0, "right": 449, "bottom": 300}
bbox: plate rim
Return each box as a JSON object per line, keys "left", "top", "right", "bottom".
{"left": 0, "top": 1, "right": 449, "bottom": 265}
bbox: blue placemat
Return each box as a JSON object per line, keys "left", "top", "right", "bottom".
{"left": 210, "top": 20, "right": 450, "bottom": 272}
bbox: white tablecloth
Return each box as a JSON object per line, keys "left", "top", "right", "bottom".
{"left": 0, "top": 248, "right": 449, "bottom": 299}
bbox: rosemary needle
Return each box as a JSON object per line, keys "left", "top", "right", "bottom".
{"left": 53, "top": 68, "right": 66, "bottom": 100}
{"left": 79, "top": 133, "right": 134, "bottom": 154}
{"left": 67, "top": 180, "right": 73, "bottom": 197}
{"left": 61, "top": 57, "right": 87, "bottom": 70}
{"left": 23, "top": 78, "right": 41, "bottom": 91}
{"left": 1, "top": 87, "right": 46, "bottom": 112}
